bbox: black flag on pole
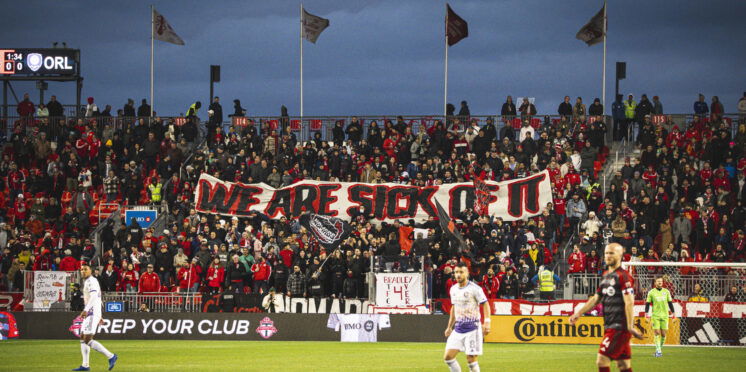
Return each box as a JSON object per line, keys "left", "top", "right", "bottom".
{"left": 299, "top": 213, "right": 353, "bottom": 250}
{"left": 576, "top": 5, "right": 606, "bottom": 46}
{"left": 446, "top": 4, "right": 468, "bottom": 46}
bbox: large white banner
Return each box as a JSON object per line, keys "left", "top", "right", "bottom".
{"left": 195, "top": 170, "right": 552, "bottom": 223}
{"left": 33, "top": 271, "right": 70, "bottom": 310}
{"left": 375, "top": 273, "right": 425, "bottom": 307}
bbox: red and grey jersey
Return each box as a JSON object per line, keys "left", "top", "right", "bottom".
{"left": 596, "top": 267, "right": 634, "bottom": 330}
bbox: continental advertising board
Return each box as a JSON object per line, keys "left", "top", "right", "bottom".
{"left": 485, "top": 316, "right": 680, "bottom": 345}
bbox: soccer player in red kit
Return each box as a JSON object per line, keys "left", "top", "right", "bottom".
{"left": 569, "top": 243, "right": 643, "bottom": 372}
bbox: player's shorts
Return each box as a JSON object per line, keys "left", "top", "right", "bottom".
{"left": 81, "top": 314, "right": 102, "bottom": 335}
{"left": 651, "top": 317, "right": 669, "bottom": 330}
{"left": 598, "top": 328, "right": 631, "bottom": 361}
{"left": 446, "top": 327, "right": 483, "bottom": 356}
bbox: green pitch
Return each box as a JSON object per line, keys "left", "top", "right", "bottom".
{"left": 1, "top": 340, "right": 744, "bottom": 371}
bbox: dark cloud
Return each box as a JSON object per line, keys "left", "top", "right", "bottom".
{"left": 2, "top": 0, "right": 744, "bottom": 116}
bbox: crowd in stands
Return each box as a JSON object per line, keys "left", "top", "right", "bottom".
{"left": 0, "top": 92, "right": 745, "bottom": 304}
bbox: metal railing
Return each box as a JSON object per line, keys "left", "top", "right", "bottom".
{"left": 102, "top": 292, "right": 202, "bottom": 312}
{"left": 566, "top": 272, "right": 745, "bottom": 301}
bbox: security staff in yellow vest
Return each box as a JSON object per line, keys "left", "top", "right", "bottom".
{"left": 621, "top": 94, "right": 637, "bottom": 141}
{"left": 186, "top": 101, "right": 201, "bottom": 118}
{"left": 148, "top": 177, "right": 163, "bottom": 204}
{"left": 532, "top": 265, "right": 561, "bottom": 301}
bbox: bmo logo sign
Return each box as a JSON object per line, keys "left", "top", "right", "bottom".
{"left": 125, "top": 209, "right": 158, "bottom": 229}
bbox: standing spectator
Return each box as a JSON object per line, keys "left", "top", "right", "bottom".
{"left": 519, "top": 97, "right": 536, "bottom": 118}
{"left": 262, "top": 288, "right": 284, "bottom": 313}
{"left": 738, "top": 92, "right": 746, "bottom": 121}
{"left": 611, "top": 95, "right": 625, "bottom": 141}
{"left": 499, "top": 267, "right": 519, "bottom": 299}
{"left": 36, "top": 103, "right": 48, "bottom": 117}
{"left": 154, "top": 243, "right": 174, "bottom": 286}
{"left": 103, "top": 170, "right": 119, "bottom": 202}
{"left": 225, "top": 255, "right": 247, "bottom": 293}
{"left": 251, "top": 256, "right": 271, "bottom": 294}
{"left": 568, "top": 245, "right": 586, "bottom": 273}
{"left": 286, "top": 265, "right": 306, "bottom": 298}
{"left": 573, "top": 97, "right": 587, "bottom": 122}
{"left": 47, "top": 95, "right": 64, "bottom": 117}
{"left": 458, "top": 100, "right": 470, "bottom": 120}
{"left": 123, "top": 98, "right": 136, "bottom": 117}
{"left": 137, "top": 99, "right": 151, "bottom": 117}
{"left": 694, "top": 94, "right": 709, "bottom": 116}
{"left": 208, "top": 96, "right": 224, "bottom": 137}
{"left": 120, "top": 263, "right": 139, "bottom": 292}
{"left": 17, "top": 93, "right": 34, "bottom": 118}
{"left": 206, "top": 258, "right": 225, "bottom": 294}
{"left": 623, "top": 94, "right": 637, "bottom": 141}
{"left": 588, "top": 98, "right": 603, "bottom": 116}
{"left": 342, "top": 270, "right": 359, "bottom": 299}
{"left": 177, "top": 259, "right": 202, "bottom": 293}
{"left": 558, "top": 96, "right": 573, "bottom": 118}
{"left": 566, "top": 193, "right": 587, "bottom": 234}
{"left": 138, "top": 264, "right": 161, "bottom": 293}
{"left": 479, "top": 268, "right": 500, "bottom": 299}
{"left": 710, "top": 96, "right": 724, "bottom": 120}
{"left": 345, "top": 117, "right": 363, "bottom": 145}
{"left": 230, "top": 99, "right": 246, "bottom": 117}
{"left": 85, "top": 97, "right": 99, "bottom": 117}
{"left": 652, "top": 96, "right": 663, "bottom": 114}
{"left": 501, "top": 96, "right": 517, "bottom": 118}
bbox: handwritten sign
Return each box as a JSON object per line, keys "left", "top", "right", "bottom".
{"left": 33, "top": 271, "right": 70, "bottom": 310}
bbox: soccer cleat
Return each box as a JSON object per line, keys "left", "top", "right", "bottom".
{"left": 654, "top": 351, "right": 662, "bottom": 357}
{"left": 108, "top": 354, "right": 118, "bottom": 370}
{"left": 72, "top": 367, "right": 90, "bottom": 371}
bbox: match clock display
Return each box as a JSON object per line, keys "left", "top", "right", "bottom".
{"left": 1, "top": 48, "right": 78, "bottom": 76}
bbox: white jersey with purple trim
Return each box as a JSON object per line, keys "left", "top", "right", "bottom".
{"left": 83, "top": 276, "right": 102, "bottom": 317}
{"left": 449, "top": 281, "right": 487, "bottom": 333}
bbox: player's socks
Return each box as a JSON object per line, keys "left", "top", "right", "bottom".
{"left": 467, "top": 362, "right": 480, "bottom": 372}
{"left": 598, "top": 367, "right": 610, "bottom": 372}
{"left": 654, "top": 335, "right": 661, "bottom": 352}
{"left": 660, "top": 335, "right": 666, "bottom": 351}
{"left": 88, "top": 340, "right": 114, "bottom": 359}
{"left": 80, "top": 341, "right": 90, "bottom": 368}
{"left": 445, "top": 358, "right": 462, "bottom": 372}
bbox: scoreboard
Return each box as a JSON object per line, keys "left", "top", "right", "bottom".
{"left": 0, "top": 48, "right": 78, "bottom": 76}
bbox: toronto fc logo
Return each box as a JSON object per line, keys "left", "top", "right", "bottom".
{"left": 256, "top": 317, "right": 278, "bottom": 339}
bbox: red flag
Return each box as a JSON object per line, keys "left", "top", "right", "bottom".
{"left": 446, "top": 4, "right": 468, "bottom": 46}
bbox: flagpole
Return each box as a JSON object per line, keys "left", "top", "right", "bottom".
{"left": 601, "top": 0, "right": 607, "bottom": 113}
{"left": 150, "top": 4, "right": 154, "bottom": 117}
{"left": 444, "top": 4, "right": 448, "bottom": 118}
{"left": 300, "top": 3, "right": 303, "bottom": 118}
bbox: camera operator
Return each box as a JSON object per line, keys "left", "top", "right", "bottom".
{"left": 262, "top": 287, "right": 285, "bottom": 313}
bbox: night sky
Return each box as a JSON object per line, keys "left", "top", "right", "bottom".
{"left": 3, "top": 0, "right": 745, "bottom": 116}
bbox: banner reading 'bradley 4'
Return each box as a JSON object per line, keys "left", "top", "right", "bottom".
{"left": 194, "top": 170, "right": 552, "bottom": 223}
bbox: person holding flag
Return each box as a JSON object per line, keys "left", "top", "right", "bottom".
{"left": 645, "top": 277, "right": 675, "bottom": 357}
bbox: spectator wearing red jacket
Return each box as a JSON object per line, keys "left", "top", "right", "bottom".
{"left": 177, "top": 260, "right": 202, "bottom": 292}
{"left": 568, "top": 245, "right": 586, "bottom": 273}
{"left": 585, "top": 249, "right": 601, "bottom": 274}
{"left": 59, "top": 250, "right": 80, "bottom": 271}
{"left": 16, "top": 93, "right": 34, "bottom": 118}
{"left": 251, "top": 256, "right": 272, "bottom": 294}
{"left": 480, "top": 269, "right": 500, "bottom": 299}
{"left": 280, "top": 245, "right": 294, "bottom": 268}
{"left": 138, "top": 264, "right": 161, "bottom": 293}
{"left": 120, "top": 263, "right": 139, "bottom": 292}
{"left": 206, "top": 258, "right": 224, "bottom": 294}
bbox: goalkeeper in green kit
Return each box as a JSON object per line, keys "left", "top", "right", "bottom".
{"left": 645, "top": 277, "right": 675, "bottom": 357}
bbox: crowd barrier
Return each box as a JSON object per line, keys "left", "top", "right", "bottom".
{"left": 10, "top": 312, "right": 448, "bottom": 342}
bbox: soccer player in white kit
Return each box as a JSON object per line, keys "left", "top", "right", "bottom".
{"left": 73, "top": 263, "right": 118, "bottom": 371}
{"left": 444, "top": 262, "right": 491, "bottom": 372}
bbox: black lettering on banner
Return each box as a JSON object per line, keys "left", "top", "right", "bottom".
{"left": 387, "top": 187, "right": 417, "bottom": 219}
{"left": 374, "top": 186, "right": 388, "bottom": 220}
{"left": 347, "top": 185, "right": 373, "bottom": 217}
{"left": 292, "top": 185, "right": 319, "bottom": 217}
{"left": 507, "top": 173, "right": 546, "bottom": 218}
{"left": 318, "top": 184, "right": 340, "bottom": 217}
{"left": 415, "top": 187, "right": 437, "bottom": 217}
{"left": 265, "top": 189, "right": 292, "bottom": 218}
{"left": 197, "top": 180, "right": 240, "bottom": 214}
{"left": 233, "top": 185, "right": 264, "bottom": 215}
{"left": 449, "top": 185, "right": 475, "bottom": 217}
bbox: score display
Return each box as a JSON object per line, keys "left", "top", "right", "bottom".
{"left": 1, "top": 48, "right": 78, "bottom": 76}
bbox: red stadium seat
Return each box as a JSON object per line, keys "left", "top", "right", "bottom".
{"left": 310, "top": 119, "right": 322, "bottom": 131}
{"left": 290, "top": 119, "right": 301, "bottom": 131}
